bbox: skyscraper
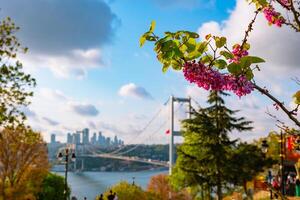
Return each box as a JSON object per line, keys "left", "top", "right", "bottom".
{"left": 74, "top": 131, "right": 81, "bottom": 144}
{"left": 51, "top": 134, "right": 56, "bottom": 144}
{"left": 114, "top": 135, "right": 118, "bottom": 146}
{"left": 82, "top": 128, "right": 89, "bottom": 144}
{"left": 98, "top": 131, "right": 105, "bottom": 146}
{"left": 91, "top": 133, "right": 97, "bottom": 145}
{"left": 67, "top": 133, "right": 73, "bottom": 144}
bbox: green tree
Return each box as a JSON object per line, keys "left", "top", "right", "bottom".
{"left": 103, "top": 181, "right": 146, "bottom": 200}
{"left": 171, "top": 91, "right": 252, "bottom": 200}
{"left": 0, "top": 17, "right": 36, "bottom": 127}
{"left": 227, "top": 142, "right": 275, "bottom": 197}
{"left": 37, "top": 173, "right": 70, "bottom": 200}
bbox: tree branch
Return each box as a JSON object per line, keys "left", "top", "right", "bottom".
{"left": 253, "top": 83, "right": 300, "bottom": 127}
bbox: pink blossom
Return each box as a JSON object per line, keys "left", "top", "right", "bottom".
{"left": 183, "top": 61, "right": 254, "bottom": 97}
{"left": 263, "top": 5, "right": 285, "bottom": 27}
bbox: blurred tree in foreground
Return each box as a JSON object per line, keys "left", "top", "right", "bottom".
{"left": 147, "top": 174, "right": 191, "bottom": 200}
{"left": 0, "top": 17, "right": 36, "bottom": 127}
{"left": 227, "top": 142, "right": 275, "bottom": 197}
{"left": 103, "top": 181, "right": 146, "bottom": 200}
{"left": 0, "top": 126, "right": 49, "bottom": 199}
{"left": 37, "top": 173, "right": 70, "bottom": 200}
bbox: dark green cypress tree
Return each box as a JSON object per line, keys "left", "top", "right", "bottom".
{"left": 171, "top": 91, "right": 252, "bottom": 199}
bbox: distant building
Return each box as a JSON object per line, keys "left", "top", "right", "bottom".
{"left": 82, "top": 128, "right": 89, "bottom": 144}
{"left": 64, "top": 128, "right": 124, "bottom": 147}
{"left": 106, "top": 137, "right": 111, "bottom": 147}
{"left": 67, "top": 133, "right": 73, "bottom": 144}
{"left": 51, "top": 134, "right": 56, "bottom": 144}
{"left": 91, "top": 133, "right": 97, "bottom": 145}
{"left": 74, "top": 131, "right": 81, "bottom": 144}
{"left": 114, "top": 135, "right": 118, "bottom": 146}
{"left": 98, "top": 131, "right": 105, "bottom": 146}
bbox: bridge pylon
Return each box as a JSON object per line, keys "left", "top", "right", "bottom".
{"left": 169, "top": 96, "right": 191, "bottom": 175}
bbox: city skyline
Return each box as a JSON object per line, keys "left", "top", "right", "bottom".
{"left": 50, "top": 128, "right": 124, "bottom": 146}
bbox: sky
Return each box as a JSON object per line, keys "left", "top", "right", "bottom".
{"left": 0, "top": 0, "right": 299, "bottom": 143}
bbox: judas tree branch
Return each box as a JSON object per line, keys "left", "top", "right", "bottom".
{"left": 253, "top": 83, "right": 300, "bottom": 127}
{"left": 290, "top": 0, "right": 300, "bottom": 31}
{"left": 241, "top": 10, "right": 260, "bottom": 49}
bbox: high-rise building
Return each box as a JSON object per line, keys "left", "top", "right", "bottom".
{"left": 106, "top": 137, "right": 111, "bottom": 147}
{"left": 67, "top": 133, "right": 73, "bottom": 144}
{"left": 82, "top": 128, "right": 89, "bottom": 144}
{"left": 74, "top": 132, "right": 81, "bottom": 144}
{"left": 98, "top": 131, "right": 105, "bottom": 146}
{"left": 91, "top": 133, "right": 97, "bottom": 144}
{"left": 51, "top": 134, "right": 56, "bottom": 144}
{"left": 114, "top": 135, "right": 118, "bottom": 146}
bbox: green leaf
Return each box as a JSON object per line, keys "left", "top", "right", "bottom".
{"left": 240, "top": 56, "right": 265, "bottom": 68}
{"left": 139, "top": 35, "right": 146, "bottom": 47}
{"left": 149, "top": 21, "right": 156, "bottom": 32}
{"left": 162, "top": 50, "right": 175, "bottom": 60}
{"left": 215, "top": 37, "right": 227, "bottom": 48}
{"left": 201, "top": 55, "right": 213, "bottom": 64}
{"left": 162, "top": 63, "right": 170, "bottom": 73}
{"left": 214, "top": 59, "right": 227, "bottom": 69}
{"left": 257, "top": 0, "right": 268, "bottom": 7}
{"left": 220, "top": 51, "right": 234, "bottom": 59}
{"left": 197, "top": 42, "right": 208, "bottom": 55}
{"left": 186, "top": 38, "right": 197, "bottom": 52}
{"left": 184, "top": 31, "right": 199, "bottom": 38}
{"left": 227, "top": 63, "right": 242, "bottom": 75}
{"left": 140, "top": 32, "right": 151, "bottom": 47}
{"left": 186, "top": 50, "right": 202, "bottom": 60}
{"left": 293, "top": 91, "right": 300, "bottom": 105}
{"left": 245, "top": 68, "right": 254, "bottom": 80}
{"left": 171, "top": 61, "right": 182, "bottom": 70}
{"left": 243, "top": 43, "right": 250, "bottom": 50}
{"left": 145, "top": 35, "right": 157, "bottom": 41}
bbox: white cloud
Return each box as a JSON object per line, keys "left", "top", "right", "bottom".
{"left": 118, "top": 83, "right": 153, "bottom": 100}
{"left": 68, "top": 102, "right": 99, "bottom": 117}
{"left": 197, "top": 0, "right": 300, "bottom": 77}
{"left": 39, "top": 88, "right": 68, "bottom": 101}
{"left": 22, "top": 48, "right": 103, "bottom": 79}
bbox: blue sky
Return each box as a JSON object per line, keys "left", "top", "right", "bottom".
{"left": 0, "top": 0, "right": 299, "bottom": 143}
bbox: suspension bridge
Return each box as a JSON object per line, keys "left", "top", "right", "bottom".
{"left": 59, "top": 96, "right": 195, "bottom": 175}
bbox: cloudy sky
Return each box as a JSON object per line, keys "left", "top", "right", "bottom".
{"left": 1, "top": 0, "right": 299, "bottom": 143}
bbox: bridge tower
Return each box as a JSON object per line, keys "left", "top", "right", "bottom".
{"left": 169, "top": 96, "right": 191, "bottom": 175}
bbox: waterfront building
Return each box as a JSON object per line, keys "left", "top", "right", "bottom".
{"left": 82, "top": 128, "right": 89, "bottom": 144}
{"left": 51, "top": 133, "right": 56, "bottom": 144}
{"left": 67, "top": 133, "right": 73, "bottom": 144}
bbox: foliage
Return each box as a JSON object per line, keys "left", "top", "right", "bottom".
{"left": 147, "top": 174, "right": 191, "bottom": 200}
{"left": 37, "top": 173, "right": 70, "bottom": 200}
{"left": 103, "top": 181, "right": 146, "bottom": 200}
{"left": 226, "top": 142, "right": 275, "bottom": 196}
{"left": 0, "top": 17, "right": 36, "bottom": 127}
{"left": 140, "top": 20, "right": 265, "bottom": 98}
{"left": 0, "top": 126, "right": 49, "bottom": 200}
{"left": 255, "top": 131, "right": 281, "bottom": 161}
{"left": 171, "top": 91, "right": 253, "bottom": 199}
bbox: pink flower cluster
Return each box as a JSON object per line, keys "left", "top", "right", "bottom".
{"left": 263, "top": 5, "right": 285, "bottom": 27}
{"left": 280, "top": 0, "right": 290, "bottom": 6}
{"left": 183, "top": 61, "right": 254, "bottom": 97}
{"left": 229, "top": 44, "right": 248, "bottom": 63}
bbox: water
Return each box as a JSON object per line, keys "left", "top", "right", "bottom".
{"left": 56, "top": 170, "right": 168, "bottom": 200}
